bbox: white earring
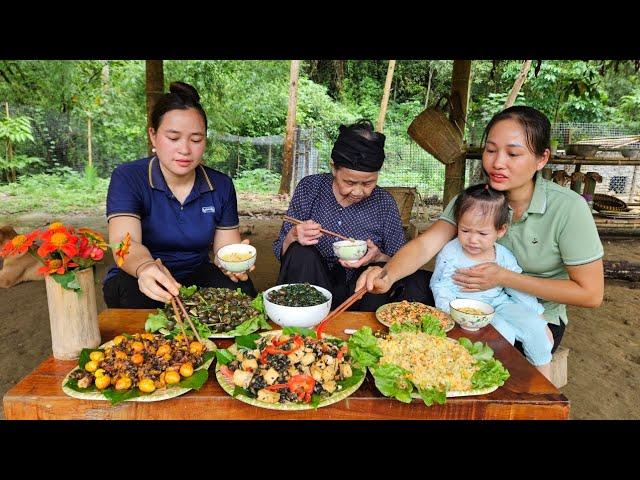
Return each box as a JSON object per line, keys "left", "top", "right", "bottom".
{"left": 152, "top": 147, "right": 156, "bottom": 153}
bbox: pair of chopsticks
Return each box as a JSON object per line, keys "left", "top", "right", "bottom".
{"left": 170, "top": 296, "right": 203, "bottom": 345}
{"left": 315, "top": 286, "right": 368, "bottom": 338}
{"left": 283, "top": 215, "right": 352, "bottom": 241}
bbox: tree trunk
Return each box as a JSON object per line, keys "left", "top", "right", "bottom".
{"left": 145, "top": 60, "right": 164, "bottom": 155}
{"left": 443, "top": 60, "right": 472, "bottom": 206}
{"left": 376, "top": 60, "right": 396, "bottom": 133}
{"left": 603, "top": 260, "right": 640, "bottom": 282}
{"left": 101, "top": 61, "right": 110, "bottom": 91}
{"left": 503, "top": 60, "right": 532, "bottom": 109}
{"left": 278, "top": 60, "right": 301, "bottom": 195}
{"left": 87, "top": 116, "right": 93, "bottom": 168}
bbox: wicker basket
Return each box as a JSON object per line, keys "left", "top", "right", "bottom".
{"left": 593, "top": 193, "right": 630, "bottom": 212}
{"left": 407, "top": 96, "right": 465, "bottom": 165}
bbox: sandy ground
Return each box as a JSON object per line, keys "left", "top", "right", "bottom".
{"left": 0, "top": 212, "right": 639, "bottom": 420}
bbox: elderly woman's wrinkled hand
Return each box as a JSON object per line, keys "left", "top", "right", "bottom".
{"left": 452, "top": 262, "right": 505, "bottom": 292}
{"left": 338, "top": 239, "right": 380, "bottom": 269}
{"left": 293, "top": 220, "right": 323, "bottom": 246}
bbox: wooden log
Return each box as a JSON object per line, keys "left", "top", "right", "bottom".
{"left": 145, "top": 60, "right": 164, "bottom": 156}
{"left": 603, "top": 260, "right": 640, "bottom": 282}
{"left": 278, "top": 60, "right": 301, "bottom": 195}
{"left": 45, "top": 268, "right": 100, "bottom": 360}
{"left": 376, "top": 60, "right": 396, "bottom": 133}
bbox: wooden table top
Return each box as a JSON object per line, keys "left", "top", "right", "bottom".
{"left": 3, "top": 309, "right": 569, "bottom": 420}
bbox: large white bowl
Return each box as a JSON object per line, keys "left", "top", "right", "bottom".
{"left": 263, "top": 284, "right": 332, "bottom": 328}
{"left": 216, "top": 244, "right": 257, "bottom": 273}
{"left": 449, "top": 298, "right": 495, "bottom": 331}
{"left": 332, "top": 239, "right": 367, "bottom": 262}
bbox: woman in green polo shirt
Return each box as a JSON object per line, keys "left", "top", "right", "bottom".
{"left": 356, "top": 106, "right": 604, "bottom": 351}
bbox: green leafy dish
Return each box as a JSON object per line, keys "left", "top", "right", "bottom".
{"left": 215, "top": 327, "right": 366, "bottom": 410}
{"left": 62, "top": 333, "right": 216, "bottom": 405}
{"left": 145, "top": 286, "right": 271, "bottom": 339}
{"left": 348, "top": 317, "right": 510, "bottom": 406}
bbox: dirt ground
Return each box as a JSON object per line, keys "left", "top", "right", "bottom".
{"left": 1, "top": 210, "right": 639, "bottom": 420}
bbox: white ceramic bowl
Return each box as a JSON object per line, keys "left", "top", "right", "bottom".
{"left": 449, "top": 298, "right": 495, "bottom": 331}
{"left": 332, "top": 239, "right": 367, "bottom": 262}
{"left": 263, "top": 284, "right": 332, "bottom": 328}
{"left": 216, "top": 244, "right": 257, "bottom": 273}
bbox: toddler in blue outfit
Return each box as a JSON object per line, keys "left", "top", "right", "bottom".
{"left": 430, "top": 183, "right": 553, "bottom": 377}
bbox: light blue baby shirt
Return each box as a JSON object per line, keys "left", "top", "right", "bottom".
{"left": 430, "top": 238, "right": 544, "bottom": 315}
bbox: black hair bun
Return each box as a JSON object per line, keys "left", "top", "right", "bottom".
{"left": 169, "top": 81, "right": 200, "bottom": 103}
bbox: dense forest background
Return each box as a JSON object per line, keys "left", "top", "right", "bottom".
{"left": 0, "top": 60, "right": 639, "bottom": 212}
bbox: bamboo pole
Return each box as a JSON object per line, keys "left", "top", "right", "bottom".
{"left": 87, "top": 116, "right": 93, "bottom": 169}
{"left": 424, "top": 65, "right": 433, "bottom": 108}
{"left": 278, "top": 60, "right": 301, "bottom": 195}
{"left": 443, "top": 60, "right": 472, "bottom": 206}
{"left": 503, "top": 60, "right": 532, "bottom": 109}
{"left": 376, "top": 60, "right": 396, "bottom": 133}
{"left": 145, "top": 60, "right": 164, "bottom": 156}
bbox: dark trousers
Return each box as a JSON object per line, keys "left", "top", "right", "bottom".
{"left": 277, "top": 242, "right": 434, "bottom": 311}
{"left": 103, "top": 261, "right": 257, "bottom": 309}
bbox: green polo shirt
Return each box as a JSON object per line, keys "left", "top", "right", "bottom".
{"left": 440, "top": 174, "right": 603, "bottom": 325}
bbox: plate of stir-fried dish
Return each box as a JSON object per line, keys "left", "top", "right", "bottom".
{"left": 348, "top": 317, "right": 510, "bottom": 406}
{"left": 215, "top": 328, "right": 366, "bottom": 410}
{"left": 62, "top": 332, "right": 216, "bottom": 405}
{"left": 376, "top": 301, "right": 454, "bottom": 332}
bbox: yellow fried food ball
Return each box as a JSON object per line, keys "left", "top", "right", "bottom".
{"left": 113, "top": 335, "right": 126, "bottom": 346}
{"left": 95, "top": 375, "right": 111, "bottom": 390}
{"left": 189, "top": 342, "right": 204, "bottom": 354}
{"left": 131, "top": 353, "right": 144, "bottom": 365}
{"left": 89, "top": 351, "right": 104, "bottom": 362}
{"left": 94, "top": 368, "right": 106, "bottom": 378}
{"left": 141, "top": 333, "right": 155, "bottom": 341}
{"left": 138, "top": 378, "right": 156, "bottom": 393}
{"left": 85, "top": 360, "right": 99, "bottom": 373}
{"left": 179, "top": 363, "right": 194, "bottom": 378}
{"left": 115, "top": 376, "right": 132, "bottom": 391}
{"left": 131, "top": 341, "right": 144, "bottom": 353}
{"left": 165, "top": 370, "right": 181, "bottom": 385}
{"left": 115, "top": 350, "right": 127, "bottom": 360}
{"left": 156, "top": 344, "right": 171, "bottom": 357}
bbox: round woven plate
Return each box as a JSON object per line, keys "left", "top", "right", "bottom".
{"left": 215, "top": 330, "right": 366, "bottom": 410}
{"left": 62, "top": 338, "right": 216, "bottom": 402}
{"left": 375, "top": 302, "right": 455, "bottom": 332}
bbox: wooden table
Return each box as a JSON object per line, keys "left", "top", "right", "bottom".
{"left": 3, "top": 309, "right": 569, "bottom": 420}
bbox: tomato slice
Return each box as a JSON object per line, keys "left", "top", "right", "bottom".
{"left": 287, "top": 374, "right": 316, "bottom": 403}
{"left": 220, "top": 365, "right": 234, "bottom": 380}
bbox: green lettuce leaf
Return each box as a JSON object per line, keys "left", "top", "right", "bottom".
{"left": 179, "top": 285, "right": 198, "bottom": 298}
{"left": 225, "top": 317, "right": 262, "bottom": 337}
{"left": 310, "top": 394, "right": 322, "bottom": 409}
{"left": 417, "top": 387, "right": 447, "bottom": 406}
{"left": 202, "top": 350, "right": 216, "bottom": 364}
{"left": 370, "top": 363, "right": 414, "bottom": 403}
{"left": 232, "top": 386, "right": 253, "bottom": 398}
{"left": 215, "top": 348, "right": 235, "bottom": 365}
{"left": 145, "top": 309, "right": 170, "bottom": 333}
{"left": 235, "top": 333, "right": 260, "bottom": 350}
{"left": 348, "top": 327, "right": 382, "bottom": 368}
{"left": 176, "top": 369, "right": 208, "bottom": 390}
{"left": 336, "top": 367, "right": 365, "bottom": 390}
{"left": 471, "top": 358, "right": 510, "bottom": 389}
{"left": 389, "top": 321, "right": 420, "bottom": 334}
{"left": 458, "top": 337, "right": 494, "bottom": 361}
{"left": 421, "top": 314, "right": 446, "bottom": 337}
{"left": 77, "top": 348, "right": 104, "bottom": 369}
{"left": 251, "top": 292, "right": 265, "bottom": 313}
{"left": 282, "top": 326, "right": 317, "bottom": 338}
{"left": 102, "top": 387, "right": 141, "bottom": 405}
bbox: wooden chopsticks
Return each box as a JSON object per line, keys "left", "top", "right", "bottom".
{"left": 315, "top": 286, "right": 368, "bottom": 338}
{"left": 283, "top": 215, "right": 351, "bottom": 241}
{"left": 170, "top": 295, "right": 203, "bottom": 344}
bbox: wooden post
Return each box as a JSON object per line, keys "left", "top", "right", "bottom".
{"left": 376, "top": 60, "right": 396, "bottom": 133}
{"left": 443, "top": 60, "right": 472, "bottom": 207}
{"left": 87, "top": 116, "right": 93, "bottom": 168}
{"left": 503, "top": 60, "right": 532, "bottom": 109}
{"left": 145, "top": 60, "right": 164, "bottom": 156}
{"left": 279, "top": 60, "right": 301, "bottom": 195}
{"left": 267, "top": 143, "right": 272, "bottom": 170}
{"left": 629, "top": 166, "right": 639, "bottom": 202}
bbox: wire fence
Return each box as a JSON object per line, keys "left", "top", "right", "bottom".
{"left": 2, "top": 101, "right": 639, "bottom": 204}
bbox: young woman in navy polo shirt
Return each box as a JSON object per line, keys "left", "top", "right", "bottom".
{"left": 103, "top": 82, "right": 256, "bottom": 308}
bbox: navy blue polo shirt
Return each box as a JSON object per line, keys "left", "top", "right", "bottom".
{"left": 104, "top": 156, "right": 239, "bottom": 283}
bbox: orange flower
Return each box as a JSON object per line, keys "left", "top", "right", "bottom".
{"left": 47, "top": 222, "right": 67, "bottom": 232}
{"left": 78, "top": 228, "right": 108, "bottom": 250}
{"left": 37, "top": 256, "right": 77, "bottom": 276}
{"left": 0, "top": 230, "right": 40, "bottom": 257}
{"left": 115, "top": 233, "right": 131, "bottom": 267}
{"left": 37, "top": 229, "right": 79, "bottom": 259}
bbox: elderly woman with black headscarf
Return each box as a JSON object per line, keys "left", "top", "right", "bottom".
{"left": 272, "top": 120, "right": 433, "bottom": 311}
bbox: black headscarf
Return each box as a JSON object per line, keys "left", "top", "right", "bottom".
{"left": 330, "top": 122, "right": 386, "bottom": 172}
